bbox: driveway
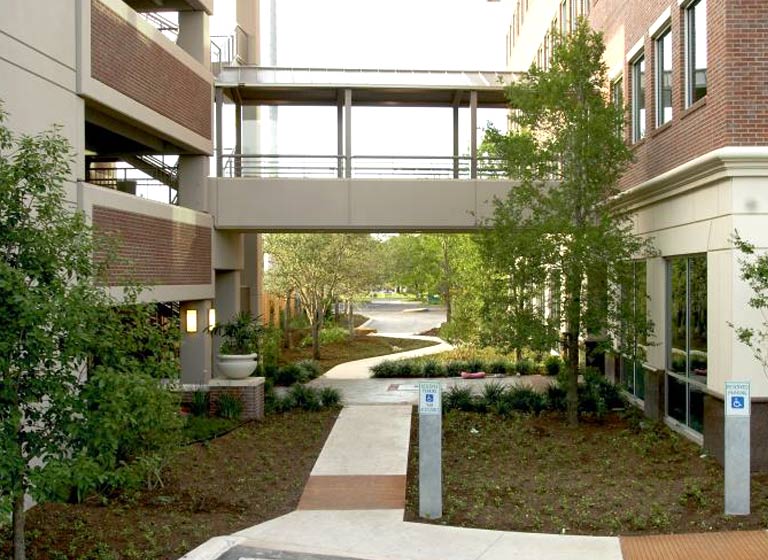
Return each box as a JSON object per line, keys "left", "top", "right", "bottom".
{"left": 357, "top": 299, "right": 446, "bottom": 336}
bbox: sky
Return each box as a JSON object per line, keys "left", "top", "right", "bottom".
{"left": 245, "top": 0, "right": 512, "bottom": 159}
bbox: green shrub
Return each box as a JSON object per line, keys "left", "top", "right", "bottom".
{"left": 445, "top": 360, "right": 470, "bottom": 377}
{"left": 496, "top": 386, "right": 547, "bottom": 415}
{"left": 422, "top": 359, "right": 446, "bottom": 378}
{"left": 578, "top": 368, "right": 625, "bottom": 418}
{"left": 443, "top": 385, "right": 476, "bottom": 412}
{"left": 296, "top": 359, "right": 322, "bottom": 380}
{"left": 300, "top": 325, "right": 349, "bottom": 347}
{"left": 465, "top": 358, "right": 486, "bottom": 373}
{"left": 190, "top": 390, "right": 209, "bottom": 417}
{"left": 480, "top": 381, "right": 508, "bottom": 410}
{"left": 258, "top": 326, "right": 282, "bottom": 372}
{"left": 544, "top": 355, "right": 563, "bottom": 376}
{"left": 275, "top": 363, "right": 308, "bottom": 386}
{"left": 488, "top": 359, "right": 511, "bottom": 374}
{"left": 396, "top": 360, "right": 421, "bottom": 377}
{"left": 216, "top": 393, "right": 243, "bottom": 420}
{"left": 371, "top": 360, "right": 398, "bottom": 378}
{"left": 514, "top": 358, "right": 535, "bottom": 375}
{"left": 319, "top": 386, "right": 343, "bottom": 408}
{"left": 289, "top": 383, "right": 321, "bottom": 411}
{"left": 546, "top": 384, "right": 567, "bottom": 411}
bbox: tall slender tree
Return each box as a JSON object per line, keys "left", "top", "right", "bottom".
{"left": 482, "top": 20, "right": 654, "bottom": 425}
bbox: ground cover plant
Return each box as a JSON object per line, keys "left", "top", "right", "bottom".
{"left": 0, "top": 410, "right": 338, "bottom": 560}
{"left": 405, "top": 409, "right": 768, "bottom": 535}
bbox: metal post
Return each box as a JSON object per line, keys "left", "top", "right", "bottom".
{"left": 419, "top": 382, "right": 442, "bottom": 519}
{"left": 215, "top": 87, "right": 224, "bottom": 177}
{"left": 234, "top": 101, "right": 242, "bottom": 178}
{"left": 725, "top": 381, "right": 751, "bottom": 515}
{"left": 337, "top": 91, "right": 344, "bottom": 178}
{"left": 344, "top": 88, "right": 352, "bottom": 179}
{"left": 470, "top": 90, "right": 478, "bottom": 179}
{"left": 452, "top": 95, "right": 460, "bottom": 179}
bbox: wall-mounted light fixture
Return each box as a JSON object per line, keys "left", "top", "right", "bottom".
{"left": 185, "top": 309, "right": 198, "bottom": 333}
{"left": 208, "top": 308, "right": 216, "bottom": 329}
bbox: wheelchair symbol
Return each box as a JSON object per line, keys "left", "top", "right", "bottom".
{"left": 425, "top": 394, "right": 434, "bottom": 404}
{"left": 731, "top": 396, "right": 745, "bottom": 409}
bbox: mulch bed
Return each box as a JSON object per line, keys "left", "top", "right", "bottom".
{"left": 405, "top": 410, "right": 768, "bottom": 536}
{"left": 1, "top": 409, "right": 338, "bottom": 560}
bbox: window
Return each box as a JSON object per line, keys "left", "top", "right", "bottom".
{"left": 667, "top": 255, "right": 707, "bottom": 432}
{"left": 655, "top": 28, "right": 673, "bottom": 126}
{"left": 570, "top": 0, "right": 578, "bottom": 31}
{"left": 620, "top": 260, "right": 648, "bottom": 400}
{"left": 685, "top": 0, "right": 707, "bottom": 106}
{"left": 612, "top": 77, "right": 624, "bottom": 135}
{"left": 631, "top": 55, "right": 646, "bottom": 142}
{"left": 560, "top": 1, "right": 568, "bottom": 34}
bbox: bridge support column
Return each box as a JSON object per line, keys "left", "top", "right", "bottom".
{"left": 344, "top": 88, "right": 352, "bottom": 178}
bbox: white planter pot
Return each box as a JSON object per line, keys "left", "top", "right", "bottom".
{"left": 216, "top": 353, "right": 258, "bottom": 379}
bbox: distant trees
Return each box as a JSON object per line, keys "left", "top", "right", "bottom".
{"left": 264, "top": 233, "right": 381, "bottom": 359}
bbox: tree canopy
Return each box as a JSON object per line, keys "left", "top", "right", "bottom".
{"left": 481, "top": 20, "right": 655, "bottom": 424}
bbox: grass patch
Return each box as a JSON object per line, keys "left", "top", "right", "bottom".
{"left": 405, "top": 410, "right": 768, "bottom": 535}
{"left": 1, "top": 409, "right": 338, "bottom": 559}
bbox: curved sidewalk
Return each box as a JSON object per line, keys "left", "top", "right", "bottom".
{"left": 322, "top": 335, "right": 453, "bottom": 379}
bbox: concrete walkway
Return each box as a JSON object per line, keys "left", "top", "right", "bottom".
{"left": 322, "top": 335, "right": 452, "bottom": 379}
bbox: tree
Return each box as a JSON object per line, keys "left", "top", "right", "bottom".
{"left": 0, "top": 109, "right": 181, "bottom": 559}
{"left": 265, "top": 234, "right": 378, "bottom": 359}
{"left": 731, "top": 233, "right": 768, "bottom": 377}
{"left": 481, "top": 20, "right": 654, "bottom": 425}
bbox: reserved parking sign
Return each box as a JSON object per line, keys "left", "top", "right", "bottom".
{"left": 725, "top": 381, "right": 750, "bottom": 417}
{"left": 419, "top": 382, "right": 441, "bottom": 415}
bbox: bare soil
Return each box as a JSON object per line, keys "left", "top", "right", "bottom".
{"left": 405, "top": 410, "right": 768, "bottom": 535}
{"left": 1, "top": 409, "right": 338, "bottom": 560}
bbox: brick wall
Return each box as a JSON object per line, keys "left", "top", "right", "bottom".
{"left": 178, "top": 380, "right": 266, "bottom": 421}
{"left": 90, "top": 0, "right": 212, "bottom": 140}
{"left": 589, "top": 0, "right": 768, "bottom": 190}
{"left": 93, "top": 206, "right": 212, "bottom": 286}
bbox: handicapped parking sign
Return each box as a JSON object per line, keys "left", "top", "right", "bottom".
{"left": 419, "top": 382, "right": 441, "bottom": 415}
{"left": 725, "top": 382, "right": 750, "bottom": 417}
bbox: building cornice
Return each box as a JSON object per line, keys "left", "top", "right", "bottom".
{"left": 617, "top": 147, "right": 768, "bottom": 211}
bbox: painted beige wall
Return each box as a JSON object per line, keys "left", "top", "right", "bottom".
{"left": 209, "top": 177, "right": 517, "bottom": 231}
{"left": 507, "top": 0, "right": 560, "bottom": 71}
{"left": 628, "top": 151, "right": 768, "bottom": 398}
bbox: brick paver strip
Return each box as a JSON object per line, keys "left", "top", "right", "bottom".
{"left": 297, "top": 475, "right": 406, "bottom": 510}
{"left": 620, "top": 530, "right": 768, "bottom": 560}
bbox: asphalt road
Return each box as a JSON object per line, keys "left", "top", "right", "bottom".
{"left": 356, "top": 299, "right": 447, "bottom": 335}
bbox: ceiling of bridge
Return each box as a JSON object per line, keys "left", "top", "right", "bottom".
{"left": 216, "top": 67, "right": 517, "bottom": 108}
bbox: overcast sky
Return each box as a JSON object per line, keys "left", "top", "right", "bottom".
{"left": 271, "top": 0, "right": 511, "bottom": 69}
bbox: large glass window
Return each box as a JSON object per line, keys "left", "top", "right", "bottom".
{"left": 667, "top": 255, "right": 707, "bottom": 432}
{"left": 685, "top": 0, "right": 708, "bottom": 106}
{"left": 632, "top": 55, "right": 646, "bottom": 142}
{"left": 620, "top": 260, "right": 647, "bottom": 400}
{"left": 655, "top": 28, "right": 673, "bottom": 126}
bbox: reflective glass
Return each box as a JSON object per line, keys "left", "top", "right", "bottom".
{"left": 689, "top": 255, "right": 707, "bottom": 384}
{"left": 668, "top": 375, "right": 687, "bottom": 425}
{"left": 669, "top": 258, "right": 687, "bottom": 373}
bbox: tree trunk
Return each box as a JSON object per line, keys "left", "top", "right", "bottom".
{"left": 13, "top": 492, "right": 25, "bottom": 560}
{"left": 565, "top": 272, "right": 582, "bottom": 427}
{"left": 347, "top": 300, "right": 354, "bottom": 338}
{"left": 312, "top": 308, "right": 322, "bottom": 360}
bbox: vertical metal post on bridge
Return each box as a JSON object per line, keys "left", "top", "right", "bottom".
{"left": 344, "top": 88, "right": 352, "bottom": 179}
{"left": 337, "top": 91, "right": 344, "bottom": 178}
{"left": 452, "top": 91, "right": 461, "bottom": 179}
{"left": 215, "top": 87, "right": 224, "bottom": 177}
{"left": 234, "top": 100, "right": 242, "bottom": 178}
{"left": 470, "top": 90, "right": 478, "bottom": 179}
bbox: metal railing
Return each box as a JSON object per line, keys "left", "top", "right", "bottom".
{"left": 139, "top": 12, "right": 178, "bottom": 36}
{"left": 220, "top": 153, "right": 509, "bottom": 179}
{"left": 87, "top": 167, "right": 178, "bottom": 205}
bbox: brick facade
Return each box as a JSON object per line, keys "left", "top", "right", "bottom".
{"left": 90, "top": 0, "right": 212, "bottom": 140}
{"left": 93, "top": 206, "right": 212, "bottom": 286}
{"left": 178, "top": 379, "right": 266, "bottom": 421}
{"left": 588, "top": 0, "right": 768, "bottom": 189}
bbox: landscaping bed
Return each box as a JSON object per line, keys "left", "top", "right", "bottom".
{"left": 1, "top": 409, "right": 338, "bottom": 560}
{"left": 405, "top": 410, "right": 768, "bottom": 535}
{"left": 278, "top": 335, "right": 438, "bottom": 374}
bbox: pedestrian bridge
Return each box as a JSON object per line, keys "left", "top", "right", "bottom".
{"left": 211, "top": 67, "right": 519, "bottom": 231}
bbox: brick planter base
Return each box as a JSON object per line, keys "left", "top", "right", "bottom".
{"left": 178, "top": 377, "right": 265, "bottom": 420}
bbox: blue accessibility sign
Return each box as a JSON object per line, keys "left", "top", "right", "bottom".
{"left": 425, "top": 394, "right": 434, "bottom": 404}
{"left": 731, "top": 396, "right": 745, "bottom": 409}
